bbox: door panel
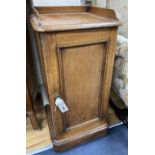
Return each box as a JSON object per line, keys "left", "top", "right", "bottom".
{"left": 57, "top": 40, "right": 108, "bottom": 131}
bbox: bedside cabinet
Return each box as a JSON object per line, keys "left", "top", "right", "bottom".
{"left": 30, "top": 6, "right": 121, "bottom": 151}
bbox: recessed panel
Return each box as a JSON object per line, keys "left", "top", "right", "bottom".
{"left": 60, "top": 43, "right": 106, "bottom": 128}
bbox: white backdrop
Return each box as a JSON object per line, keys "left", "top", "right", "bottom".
{"left": 32, "top": 0, "right": 83, "bottom": 6}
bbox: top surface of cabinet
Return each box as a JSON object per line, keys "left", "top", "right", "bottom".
{"left": 30, "top": 6, "right": 122, "bottom": 32}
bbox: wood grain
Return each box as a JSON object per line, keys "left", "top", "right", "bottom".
{"left": 90, "top": 6, "right": 117, "bottom": 19}
{"left": 30, "top": 6, "right": 121, "bottom": 32}
{"left": 56, "top": 28, "right": 110, "bottom": 47}
{"left": 39, "top": 29, "right": 116, "bottom": 151}
{"left": 61, "top": 43, "right": 105, "bottom": 128}
{"left": 33, "top": 6, "right": 87, "bottom": 14}
{"left": 30, "top": 6, "right": 121, "bottom": 151}
{"left": 40, "top": 33, "right": 64, "bottom": 137}
{"left": 101, "top": 28, "right": 118, "bottom": 118}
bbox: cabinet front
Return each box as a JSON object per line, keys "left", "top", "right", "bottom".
{"left": 40, "top": 28, "right": 117, "bottom": 142}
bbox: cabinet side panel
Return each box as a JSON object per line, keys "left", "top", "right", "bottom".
{"left": 101, "top": 28, "right": 118, "bottom": 117}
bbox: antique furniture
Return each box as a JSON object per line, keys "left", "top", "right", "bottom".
{"left": 29, "top": 6, "right": 121, "bottom": 151}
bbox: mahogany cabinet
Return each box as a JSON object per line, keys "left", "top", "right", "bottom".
{"left": 30, "top": 6, "right": 121, "bottom": 151}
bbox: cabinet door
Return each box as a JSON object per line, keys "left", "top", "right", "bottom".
{"left": 40, "top": 28, "right": 117, "bottom": 149}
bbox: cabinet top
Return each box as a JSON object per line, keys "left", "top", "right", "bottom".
{"left": 30, "top": 6, "right": 122, "bottom": 32}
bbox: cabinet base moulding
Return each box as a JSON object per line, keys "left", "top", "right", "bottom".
{"left": 53, "top": 120, "right": 108, "bottom": 151}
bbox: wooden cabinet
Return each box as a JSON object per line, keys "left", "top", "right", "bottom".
{"left": 30, "top": 6, "right": 121, "bottom": 151}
